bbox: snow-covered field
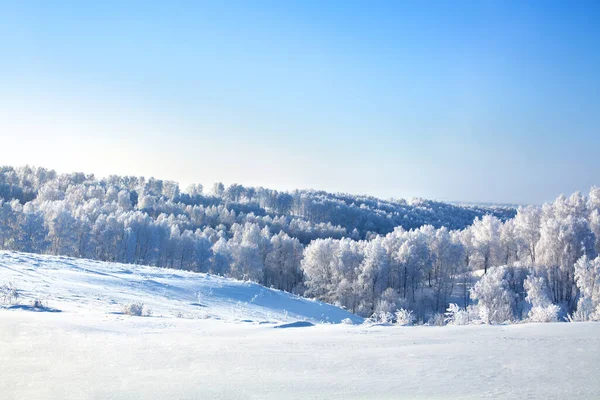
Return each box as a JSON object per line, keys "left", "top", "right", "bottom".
{"left": 2, "top": 251, "right": 599, "bottom": 399}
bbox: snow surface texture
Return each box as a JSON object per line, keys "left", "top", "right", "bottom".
{"left": 2, "top": 251, "right": 600, "bottom": 399}
{"left": 0, "top": 250, "right": 362, "bottom": 324}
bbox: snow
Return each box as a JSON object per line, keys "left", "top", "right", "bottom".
{"left": 0, "top": 250, "right": 362, "bottom": 324}
{"left": 273, "top": 320, "right": 315, "bottom": 328}
{"left": 2, "top": 251, "right": 600, "bottom": 399}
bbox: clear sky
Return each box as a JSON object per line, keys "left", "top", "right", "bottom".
{"left": 1, "top": 1, "right": 599, "bottom": 204}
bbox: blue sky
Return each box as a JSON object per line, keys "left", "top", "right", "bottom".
{"left": 1, "top": 1, "right": 599, "bottom": 204}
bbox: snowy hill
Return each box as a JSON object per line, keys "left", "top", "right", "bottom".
{"left": 0, "top": 251, "right": 362, "bottom": 324}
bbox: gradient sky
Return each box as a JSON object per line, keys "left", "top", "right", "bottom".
{"left": 1, "top": 1, "right": 599, "bottom": 204}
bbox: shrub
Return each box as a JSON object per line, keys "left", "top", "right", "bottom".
{"left": 572, "top": 255, "right": 600, "bottom": 321}
{"left": 341, "top": 317, "right": 354, "bottom": 325}
{"left": 444, "top": 303, "right": 477, "bottom": 325}
{"left": 524, "top": 276, "right": 559, "bottom": 323}
{"left": 122, "top": 302, "right": 146, "bottom": 316}
{"left": 0, "top": 283, "right": 19, "bottom": 305}
{"left": 528, "top": 304, "right": 560, "bottom": 323}
{"left": 395, "top": 308, "right": 415, "bottom": 326}
{"left": 428, "top": 313, "right": 446, "bottom": 326}
{"left": 373, "top": 288, "right": 404, "bottom": 315}
{"left": 366, "top": 311, "right": 394, "bottom": 324}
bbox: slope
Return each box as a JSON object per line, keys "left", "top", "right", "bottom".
{"left": 0, "top": 250, "right": 362, "bottom": 324}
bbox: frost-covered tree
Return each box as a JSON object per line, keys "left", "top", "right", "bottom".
{"left": 211, "top": 237, "right": 232, "bottom": 276}
{"left": 264, "top": 232, "right": 303, "bottom": 292}
{"left": 211, "top": 182, "right": 225, "bottom": 197}
{"left": 572, "top": 255, "right": 600, "bottom": 321}
{"left": 0, "top": 200, "right": 19, "bottom": 249}
{"left": 332, "top": 239, "right": 363, "bottom": 311}
{"left": 396, "top": 228, "right": 431, "bottom": 303}
{"left": 301, "top": 239, "right": 338, "bottom": 303}
{"left": 454, "top": 228, "right": 475, "bottom": 307}
{"left": 536, "top": 195, "right": 595, "bottom": 311}
{"left": 185, "top": 183, "right": 203, "bottom": 197}
{"left": 471, "top": 215, "right": 502, "bottom": 274}
{"left": 587, "top": 187, "right": 600, "bottom": 253}
{"left": 15, "top": 203, "right": 49, "bottom": 252}
{"left": 470, "top": 266, "right": 516, "bottom": 324}
{"left": 193, "top": 231, "right": 213, "bottom": 273}
{"left": 230, "top": 223, "right": 265, "bottom": 282}
{"left": 514, "top": 206, "right": 541, "bottom": 265}
{"left": 43, "top": 202, "right": 79, "bottom": 256}
{"left": 499, "top": 219, "right": 518, "bottom": 266}
{"left": 524, "top": 276, "right": 559, "bottom": 322}
{"left": 355, "top": 238, "right": 388, "bottom": 315}
{"left": 429, "top": 227, "right": 464, "bottom": 312}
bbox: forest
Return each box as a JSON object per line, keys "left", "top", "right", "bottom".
{"left": 1, "top": 165, "right": 599, "bottom": 324}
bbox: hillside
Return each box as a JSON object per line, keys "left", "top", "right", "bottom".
{"left": 0, "top": 251, "right": 361, "bottom": 324}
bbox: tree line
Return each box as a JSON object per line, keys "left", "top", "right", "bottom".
{"left": 0, "top": 165, "right": 599, "bottom": 324}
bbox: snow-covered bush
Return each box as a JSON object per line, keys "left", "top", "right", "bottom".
{"left": 373, "top": 288, "right": 404, "bottom": 315}
{"left": 570, "top": 298, "right": 599, "bottom": 322}
{"left": 365, "top": 309, "right": 415, "bottom": 326}
{"left": 394, "top": 308, "right": 415, "bottom": 326}
{"left": 341, "top": 317, "right": 354, "bottom": 325}
{"left": 524, "top": 276, "right": 559, "bottom": 322}
{"left": 470, "top": 266, "right": 516, "bottom": 324}
{"left": 0, "top": 282, "right": 19, "bottom": 305}
{"left": 122, "top": 302, "right": 147, "bottom": 316}
{"left": 444, "top": 303, "right": 482, "bottom": 325}
{"left": 572, "top": 255, "right": 600, "bottom": 321}
{"left": 428, "top": 313, "right": 445, "bottom": 326}
{"left": 366, "top": 311, "right": 395, "bottom": 324}
{"left": 373, "top": 297, "right": 395, "bottom": 315}
{"left": 529, "top": 304, "right": 561, "bottom": 323}
{"left": 445, "top": 303, "right": 460, "bottom": 324}
{"left": 444, "top": 303, "right": 471, "bottom": 325}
